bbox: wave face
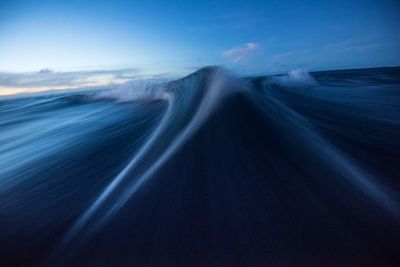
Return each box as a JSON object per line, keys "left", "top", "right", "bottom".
{"left": 0, "top": 67, "right": 400, "bottom": 266}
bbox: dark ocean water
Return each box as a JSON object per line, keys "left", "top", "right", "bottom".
{"left": 0, "top": 67, "right": 399, "bottom": 266}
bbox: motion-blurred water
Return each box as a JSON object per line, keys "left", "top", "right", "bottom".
{"left": 1, "top": 67, "right": 399, "bottom": 266}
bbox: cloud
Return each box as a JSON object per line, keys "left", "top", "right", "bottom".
{"left": 222, "top": 43, "right": 260, "bottom": 63}
{"left": 0, "top": 68, "right": 147, "bottom": 96}
{"left": 0, "top": 68, "right": 142, "bottom": 87}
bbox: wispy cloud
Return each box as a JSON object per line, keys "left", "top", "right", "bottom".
{"left": 0, "top": 68, "right": 142, "bottom": 95}
{"left": 222, "top": 43, "right": 260, "bottom": 63}
{"left": 0, "top": 68, "right": 140, "bottom": 88}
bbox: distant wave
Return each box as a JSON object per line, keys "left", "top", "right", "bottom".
{"left": 273, "top": 69, "right": 317, "bottom": 87}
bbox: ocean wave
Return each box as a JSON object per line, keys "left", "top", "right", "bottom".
{"left": 1, "top": 66, "right": 400, "bottom": 267}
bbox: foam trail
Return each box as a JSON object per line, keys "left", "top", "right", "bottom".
{"left": 51, "top": 92, "right": 175, "bottom": 253}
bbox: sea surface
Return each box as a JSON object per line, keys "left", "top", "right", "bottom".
{"left": 0, "top": 67, "right": 400, "bottom": 266}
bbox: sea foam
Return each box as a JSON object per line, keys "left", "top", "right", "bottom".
{"left": 274, "top": 69, "right": 317, "bottom": 87}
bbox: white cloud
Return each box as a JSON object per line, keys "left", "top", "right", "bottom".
{"left": 0, "top": 68, "right": 144, "bottom": 96}
{"left": 0, "top": 69, "right": 141, "bottom": 88}
{"left": 222, "top": 42, "right": 260, "bottom": 63}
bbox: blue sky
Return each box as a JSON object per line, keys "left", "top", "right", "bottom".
{"left": 0, "top": 0, "right": 399, "bottom": 94}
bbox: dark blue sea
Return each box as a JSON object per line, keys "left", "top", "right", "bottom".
{"left": 1, "top": 67, "right": 400, "bottom": 266}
